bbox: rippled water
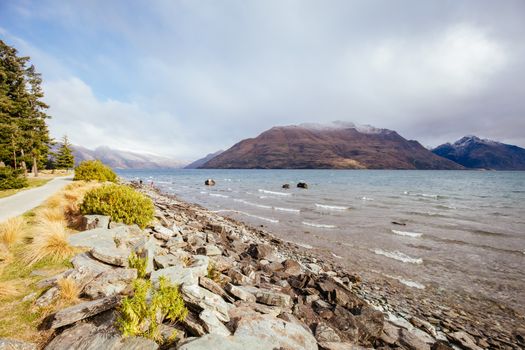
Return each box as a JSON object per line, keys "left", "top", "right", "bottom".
{"left": 118, "top": 169, "right": 525, "bottom": 306}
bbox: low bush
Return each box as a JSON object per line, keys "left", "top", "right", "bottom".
{"left": 117, "top": 277, "right": 187, "bottom": 340}
{"left": 80, "top": 184, "right": 154, "bottom": 228}
{"left": 0, "top": 217, "right": 26, "bottom": 246}
{"left": 73, "top": 160, "right": 117, "bottom": 182}
{"left": 128, "top": 252, "right": 147, "bottom": 279}
{"left": 0, "top": 167, "right": 28, "bottom": 190}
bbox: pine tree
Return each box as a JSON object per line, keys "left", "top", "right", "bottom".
{"left": 0, "top": 40, "right": 51, "bottom": 176}
{"left": 55, "top": 135, "right": 75, "bottom": 170}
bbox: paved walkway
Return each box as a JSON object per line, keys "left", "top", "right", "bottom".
{"left": 0, "top": 176, "right": 73, "bottom": 222}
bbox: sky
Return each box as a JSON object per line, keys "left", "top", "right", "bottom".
{"left": 1, "top": 0, "right": 524, "bottom": 160}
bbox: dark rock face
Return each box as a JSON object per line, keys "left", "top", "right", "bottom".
{"left": 199, "top": 124, "right": 464, "bottom": 169}
{"left": 432, "top": 136, "right": 525, "bottom": 170}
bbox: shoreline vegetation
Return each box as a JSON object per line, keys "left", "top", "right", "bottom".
{"left": 0, "top": 161, "right": 523, "bottom": 349}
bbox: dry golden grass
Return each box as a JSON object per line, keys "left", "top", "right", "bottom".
{"left": 0, "top": 217, "right": 26, "bottom": 246}
{"left": 43, "top": 194, "right": 68, "bottom": 209}
{"left": 34, "top": 207, "right": 66, "bottom": 224}
{"left": 56, "top": 277, "right": 80, "bottom": 305}
{"left": 23, "top": 221, "right": 76, "bottom": 265}
{"left": 0, "top": 281, "right": 19, "bottom": 297}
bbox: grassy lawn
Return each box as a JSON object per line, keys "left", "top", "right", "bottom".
{"left": 0, "top": 178, "right": 52, "bottom": 199}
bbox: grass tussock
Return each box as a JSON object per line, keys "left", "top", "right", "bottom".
{"left": 0, "top": 281, "right": 19, "bottom": 297}
{"left": 34, "top": 207, "right": 66, "bottom": 224}
{"left": 0, "top": 217, "right": 26, "bottom": 246}
{"left": 23, "top": 221, "right": 76, "bottom": 265}
{"left": 56, "top": 277, "right": 80, "bottom": 305}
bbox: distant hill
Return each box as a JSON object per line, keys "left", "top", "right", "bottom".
{"left": 52, "top": 145, "right": 185, "bottom": 169}
{"left": 432, "top": 136, "right": 525, "bottom": 170}
{"left": 200, "top": 122, "right": 463, "bottom": 170}
{"left": 184, "top": 150, "right": 224, "bottom": 169}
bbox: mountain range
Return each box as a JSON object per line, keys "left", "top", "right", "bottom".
{"left": 184, "top": 150, "right": 224, "bottom": 169}
{"left": 432, "top": 136, "right": 525, "bottom": 170}
{"left": 199, "top": 122, "right": 464, "bottom": 170}
{"left": 69, "top": 145, "right": 185, "bottom": 169}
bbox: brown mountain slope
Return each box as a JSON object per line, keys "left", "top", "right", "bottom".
{"left": 200, "top": 124, "right": 464, "bottom": 169}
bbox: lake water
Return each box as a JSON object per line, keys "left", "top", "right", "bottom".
{"left": 118, "top": 169, "right": 525, "bottom": 308}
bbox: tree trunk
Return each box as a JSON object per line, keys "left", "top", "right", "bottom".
{"left": 20, "top": 149, "right": 27, "bottom": 177}
{"left": 11, "top": 139, "right": 17, "bottom": 169}
{"left": 32, "top": 154, "right": 38, "bottom": 177}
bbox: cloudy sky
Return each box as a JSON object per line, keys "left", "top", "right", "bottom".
{"left": 1, "top": 0, "right": 524, "bottom": 160}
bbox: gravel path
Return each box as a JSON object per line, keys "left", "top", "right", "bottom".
{"left": 0, "top": 176, "right": 73, "bottom": 222}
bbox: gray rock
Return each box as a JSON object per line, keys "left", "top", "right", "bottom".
{"left": 154, "top": 254, "right": 181, "bottom": 269}
{"left": 196, "top": 244, "right": 222, "bottom": 256}
{"left": 315, "top": 322, "right": 342, "bottom": 343}
{"left": 199, "top": 277, "right": 233, "bottom": 302}
{"left": 69, "top": 227, "right": 129, "bottom": 249}
{"left": 234, "top": 313, "right": 317, "bottom": 350}
{"left": 91, "top": 244, "right": 130, "bottom": 267}
{"left": 240, "top": 286, "right": 292, "bottom": 308}
{"left": 81, "top": 215, "right": 110, "bottom": 230}
{"left": 448, "top": 331, "right": 482, "bottom": 350}
{"left": 199, "top": 309, "right": 231, "bottom": 336}
{"left": 181, "top": 284, "right": 230, "bottom": 322}
{"left": 158, "top": 324, "right": 185, "bottom": 344}
{"left": 228, "top": 269, "right": 254, "bottom": 286}
{"left": 224, "top": 283, "right": 256, "bottom": 303}
{"left": 49, "top": 295, "right": 121, "bottom": 329}
{"left": 36, "top": 267, "right": 99, "bottom": 307}
{"left": 153, "top": 225, "right": 174, "bottom": 241}
{"left": 210, "top": 256, "right": 234, "bottom": 272}
{"left": 178, "top": 334, "right": 274, "bottom": 350}
{"left": 151, "top": 265, "right": 199, "bottom": 287}
{"left": 166, "top": 235, "right": 186, "bottom": 249}
{"left": 181, "top": 312, "right": 207, "bottom": 337}
{"left": 246, "top": 243, "right": 278, "bottom": 261}
{"left": 83, "top": 268, "right": 137, "bottom": 299}
{"left": 318, "top": 342, "right": 366, "bottom": 350}
{"left": 71, "top": 252, "right": 114, "bottom": 274}
{"left": 399, "top": 328, "right": 431, "bottom": 350}
{"left": 0, "top": 338, "right": 37, "bottom": 350}
{"left": 35, "top": 286, "right": 60, "bottom": 307}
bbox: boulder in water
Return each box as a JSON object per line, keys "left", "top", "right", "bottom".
{"left": 205, "top": 179, "right": 216, "bottom": 186}
{"left": 297, "top": 182, "right": 308, "bottom": 189}
{"left": 282, "top": 184, "right": 290, "bottom": 189}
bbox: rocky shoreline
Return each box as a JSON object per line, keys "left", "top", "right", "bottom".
{"left": 2, "top": 184, "right": 523, "bottom": 350}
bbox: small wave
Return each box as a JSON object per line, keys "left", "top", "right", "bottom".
{"left": 295, "top": 242, "right": 313, "bottom": 249}
{"left": 274, "top": 207, "right": 300, "bottom": 213}
{"left": 302, "top": 222, "right": 336, "bottom": 229}
{"left": 199, "top": 191, "right": 208, "bottom": 194}
{"left": 373, "top": 249, "right": 423, "bottom": 264}
{"left": 384, "top": 274, "right": 425, "bottom": 289}
{"left": 361, "top": 197, "right": 374, "bottom": 201}
{"left": 391, "top": 230, "right": 422, "bottom": 238}
{"left": 315, "top": 203, "right": 348, "bottom": 210}
{"left": 214, "top": 209, "right": 279, "bottom": 223}
{"left": 233, "top": 199, "right": 272, "bottom": 209}
{"left": 258, "top": 189, "right": 291, "bottom": 196}
{"left": 331, "top": 252, "right": 343, "bottom": 259}
{"left": 404, "top": 191, "right": 445, "bottom": 199}
{"left": 209, "top": 193, "right": 229, "bottom": 198}
{"left": 436, "top": 204, "right": 456, "bottom": 210}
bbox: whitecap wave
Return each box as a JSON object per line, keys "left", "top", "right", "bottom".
{"left": 213, "top": 209, "right": 279, "bottom": 223}
{"left": 361, "top": 196, "right": 374, "bottom": 201}
{"left": 373, "top": 249, "right": 423, "bottom": 264}
{"left": 315, "top": 203, "right": 348, "bottom": 210}
{"left": 295, "top": 242, "right": 313, "bottom": 249}
{"left": 331, "top": 252, "right": 343, "bottom": 259}
{"left": 199, "top": 191, "right": 208, "bottom": 194}
{"left": 391, "top": 230, "right": 422, "bottom": 238}
{"left": 274, "top": 207, "right": 300, "bottom": 213}
{"left": 209, "top": 193, "right": 229, "bottom": 198}
{"left": 258, "top": 189, "right": 291, "bottom": 196}
{"left": 384, "top": 274, "right": 425, "bottom": 289}
{"left": 302, "top": 221, "right": 336, "bottom": 229}
{"left": 404, "top": 191, "right": 443, "bottom": 199}
{"left": 233, "top": 199, "right": 272, "bottom": 209}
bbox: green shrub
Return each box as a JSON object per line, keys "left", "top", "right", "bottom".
{"left": 117, "top": 277, "right": 187, "bottom": 341}
{"left": 0, "top": 167, "right": 28, "bottom": 190}
{"left": 73, "top": 160, "right": 117, "bottom": 182}
{"left": 128, "top": 252, "right": 147, "bottom": 279}
{"left": 80, "top": 184, "right": 154, "bottom": 228}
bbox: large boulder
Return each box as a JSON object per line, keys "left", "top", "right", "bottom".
{"left": 49, "top": 295, "right": 121, "bottom": 329}
{"left": 83, "top": 268, "right": 137, "bottom": 299}
{"left": 181, "top": 284, "right": 231, "bottom": 322}
{"left": 71, "top": 253, "right": 115, "bottom": 274}
{"left": 234, "top": 314, "right": 317, "bottom": 350}
{"left": 81, "top": 215, "right": 110, "bottom": 231}
{"left": 0, "top": 338, "right": 36, "bottom": 350}
{"left": 178, "top": 334, "right": 274, "bottom": 350}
